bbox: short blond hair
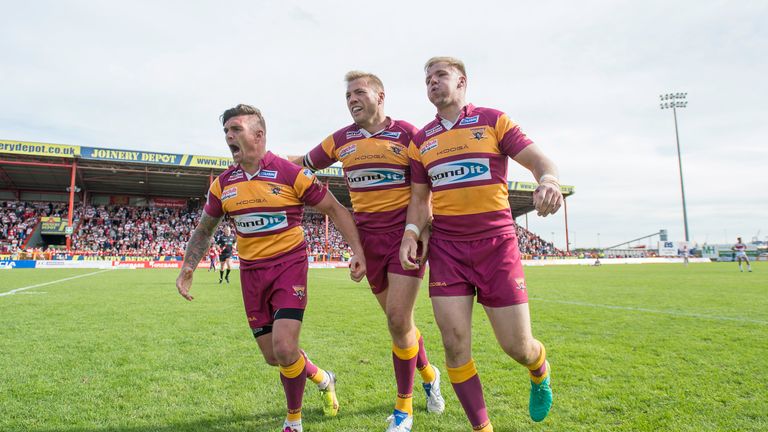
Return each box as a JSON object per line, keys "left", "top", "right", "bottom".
{"left": 220, "top": 104, "right": 266, "bottom": 132}
{"left": 424, "top": 56, "right": 467, "bottom": 77}
{"left": 344, "top": 70, "right": 385, "bottom": 93}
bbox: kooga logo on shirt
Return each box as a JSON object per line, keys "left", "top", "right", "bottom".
{"left": 428, "top": 158, "right": 491, "bottom": 187}
{"left": 234, "top": 211, "right": 289, "bottom": 234}
{"left": 346, "top": 168, "right": 406, "bottom": 188}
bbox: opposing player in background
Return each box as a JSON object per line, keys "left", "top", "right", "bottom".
{"left": 176, "top": 104, "right": 367, "bottom": 432}
{"left": 292, "top": 71, "right": 445, "bottom": 432}
{"left": 401, "top": 56, "right": 562, "bottom": 431}
{"left": 217, "top": 225, "right": 236, "bottom": 283}
{"left": 732, "top": 237, "right": 752, "bottom": 272}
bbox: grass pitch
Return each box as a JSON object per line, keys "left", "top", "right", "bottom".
{"left": 1, "top": 263, "right": 766, "bottom": 431}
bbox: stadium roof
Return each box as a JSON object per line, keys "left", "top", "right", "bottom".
{"left": 0, "top": 139, "right": 574, "bottom": 216}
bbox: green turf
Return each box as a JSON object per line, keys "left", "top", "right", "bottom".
{"left": 0, "top": 263, "right": 766, "bottom": 431}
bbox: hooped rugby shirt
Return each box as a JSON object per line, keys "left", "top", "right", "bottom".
{"left": 304, "top": 118, "right": 417, "bottom": 233}
{"left": 408, "top": 104, "right": 533, "bottom": 240}
{"left": 204, "top": 151, "right": 327, "bottom": 269}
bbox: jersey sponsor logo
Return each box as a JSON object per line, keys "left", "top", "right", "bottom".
{"left": 221, "top": 186, "right": 238, "bottom": 201}
{"left": 420, "top": 139, "right": 438, "bottom": 155}
{"left": 229, "top": 170, "right": 245, "bottom": 181}
{"left": 346, "top": 167, "right": 406, "bottom": 188}
{"left": 437, "top": 144, "right": 469, "bottom": 155}
{"left": 346, "top": 130, "right": 363, "bottom": 139}
{"left": 234, "top": 211, "right": 289, "bottom": 234}
{"left": 459, "top": 115, "right": 480, "bottom": 126}
{"left": 302, "top": 168, "right": 314, "bottom": 178}
{"left": 257, "top": 170, "right": 278, "bottom": 179}
{"left": 353, "top": 154, "right": 385, "bottom": 161}
{"left": 339, "top": 144, "right": 356, "bottom": 159}
{"left": 380, "top": 131, "right": 401, "bottom": 139}
{"left": 234, "top": 198, "right": 267, "bottom": 206}
{"left": 428, "top": 158, "right": 492, "bottom": 187}
{"left": 425, "top": 124, "right": 443, "bottom": 137}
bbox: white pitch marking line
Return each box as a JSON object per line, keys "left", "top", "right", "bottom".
{"left": 530, "top": 298, "right": 768, "bottom": 325}
{"left": 0, "top": 270, "right": 112, "bottom": 297}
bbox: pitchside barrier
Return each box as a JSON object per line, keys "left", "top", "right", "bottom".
{"left": 1, "top": 257, "right": 712, "bottom": 270}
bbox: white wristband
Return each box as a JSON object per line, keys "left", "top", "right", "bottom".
{"left": 538, "top": 174, "right": 560, "bottom": 185}
{"left": 404, "top": 223, "right": 421, "bottom": 237}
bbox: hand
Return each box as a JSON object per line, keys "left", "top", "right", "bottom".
{"left": 533, "top": 181, "right": 563, "bottom": 217}
{"left": 176, "top": 267, "right": 195, "bottom": 301}
{"left": 399, "top": 231, "right": 421, "bottom": 270}
{"left": 349, "top": 253, "right": 366, "bottom": 282}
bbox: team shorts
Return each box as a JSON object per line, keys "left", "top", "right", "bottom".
{"left": 428, "top": 233, "right": 528, "bottom": 307}
{"left": 359, "top": 229, "right": 425, "bottom": 294}
{"left": 240, "top": 252, "right": 308, "bottom": 333}
{"left": 735, "top": 252, "right": 748, "bottom": 259}
{"left": 219, "top": 252, "right": 232, "bottom": 261}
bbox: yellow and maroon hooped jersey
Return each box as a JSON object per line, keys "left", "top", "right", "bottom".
{"left": 409, "top": 104, "right": 533, "bottom": 240}
{"left": 204, "top": 151, "right": 327, "bottom": 268}
{"left": 304, "top": 118, "right": 417, "bottom": 232}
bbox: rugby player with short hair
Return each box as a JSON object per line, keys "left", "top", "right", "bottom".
{"left": 217, "top": 224, "right": 236, "bottom": 283}
{"left": 293, "top": 71, "right": 445, "bottom": 432}
{"left": 176, "top": 104, "right": 367, "bottom": 432}
{"left": 732, "top": 237, "right": 752, "bottom": 272}
{"left": 400, "top": 57, "right": 562, "bottom": 431}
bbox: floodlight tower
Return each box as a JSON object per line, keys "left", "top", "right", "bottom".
{"left": 660, "top": 92, "right": 690, "bottom": 242}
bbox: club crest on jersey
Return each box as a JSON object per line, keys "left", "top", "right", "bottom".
{"left": 425, "top": 124, "right": 443, "bottom": 137}
{"left": 346, "top": 130, "right": 363, "bottom": 139}
{"left": 389, "top": 144, "right": 404, "bottom": 156}
{"left": 515, "top": 278, "right": 527, "bottom": 291}
{"left": 229, "top": 170, "right": 245, "bottom": 181}
{"left": 346, "top": 167, "right": 406, "bottom": 188}
{"left": 257, "top": 170, "right": 278, "bottom": 179}
{"left": 420, "top": 139, "right": 438, "bottom": 155}
{"left": 470, "top": 127, "right": 487, "bottom": 141}
{"left": 380, "top": 130, "right": 401, "bottom": 139}
{"left": 293, "top": 285, "right": 306, "bottom": 300}
{"left": 233, "top": 211, "right": 289, "bottom": 234}
{"left": 459, "top": 115, "right": 480, "bottom": 126}
{"left": 221, "top": 187, "right": 238, "bottom": 201}
{"left": 339, "top": 144, "right": 357, "bottom": 159}
{"left": 269, "top": 184, "right": 282, "bottom": 195}
{"left": 428, "top": 158, "right": 492, "bottom": 187}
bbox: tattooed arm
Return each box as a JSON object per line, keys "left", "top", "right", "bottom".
{"left": 176, "top": 212, "right": 223, "bottom": 301}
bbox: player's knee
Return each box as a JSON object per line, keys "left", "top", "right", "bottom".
{"left": 386, "top": 309, "right": 413, "bottom": 337}
{"left": 439, "top": 330, "right": 470, "bottom": 361}
{"left": 261, "top": 352, "right": 280, "bottom": 366}
{"left": 501, "top": 338, "right": 538, "bottom": 364}
{"left": 272, "top": 340, "right": 299, "bottom": 365}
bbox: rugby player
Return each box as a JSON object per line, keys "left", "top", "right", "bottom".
{"left": 217, "top": 225, "right": 236, "bottom": 283}
{"left": 292, "top": 71, "right": 445, "bottom": 432}
{"left": 400, "top": 57, "right": 562, "bottom": 431}
{"left": 732, "top": 237, "right": 752, "bottom": 272}
{"left": 176, "top": 104, "right": 367, "bottom": 432}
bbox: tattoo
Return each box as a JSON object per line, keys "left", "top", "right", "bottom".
{"left": 182, "top": 213, "right": 222, "bottom": 270}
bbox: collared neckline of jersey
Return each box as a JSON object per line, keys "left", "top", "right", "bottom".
{"left": 237, "top": 151, "right": 276, "bottom": 180}
{"left": 436, "top": 103, "right": 476, "bottom": 131}
{"left": 354, "top": 117, "right": 396, "bottom": 138}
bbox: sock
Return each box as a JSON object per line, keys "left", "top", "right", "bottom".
{"left": 447, "top": 359, "right": 491, "bottom": 431}
{"left": 279, "top": 355, "right": 307, "bottom": 424}
{"left": 415, "top": 328, "right": 436, "bottom": 383}
{"left": 393, "top": 341, "right": 418, "bottom": 415}
{"left": 225, "top": 269, "right": 231, "bottom": 280}
{"left": 527, "top": 342, "right": 549, "bottom": 384}
{"left": 301, "top": 350, "right": 329, "bottom": 389}
{"left": 219, "top": 270, "right": 224, "bottom": 280}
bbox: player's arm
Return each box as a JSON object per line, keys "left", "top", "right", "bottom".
{"left": 400, "top": 182, "right": 432, "bottom": 270}
{"left": 513, "top": 143, "right": 563, "bottom": 217}
{"left": 310, "top": 193, "right": 366, "bottom": 283}
{"left": 176, "top": 212, "right": 223, "bottom": 301}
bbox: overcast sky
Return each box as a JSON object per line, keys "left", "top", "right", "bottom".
{"left": 2, "top": 0, "right": 766, "bottom": 249}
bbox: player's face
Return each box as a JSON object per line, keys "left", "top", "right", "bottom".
{"left": 425, "top": 62, "right": 466, "bottom": 108}
{"left": 223, "top": 116, "right": 265, "bottom": 165}
{"left": 346, "top": 78, "right": 383, "bottom": 126}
